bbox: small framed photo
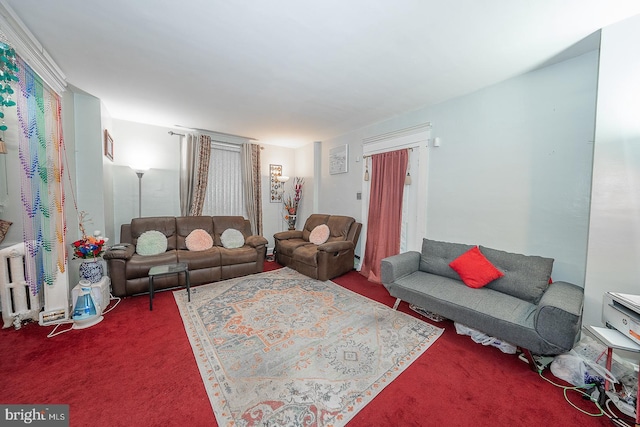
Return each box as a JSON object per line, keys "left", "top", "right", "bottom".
{"left": 329, "top": 144, "right": 348, "bottom": 174}
{"left": 104, "top": 129, "right": 114, "bottom": 161}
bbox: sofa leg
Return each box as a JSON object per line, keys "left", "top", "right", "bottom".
{"left": 392, "top": 298, "right": 401, "bottom": 310}
{"left": 521, "top": 348, "right": 540, "bottom": 372}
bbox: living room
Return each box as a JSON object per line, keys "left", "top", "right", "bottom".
{"left": 1, "top": 2, "right": 640, "bottom": 426}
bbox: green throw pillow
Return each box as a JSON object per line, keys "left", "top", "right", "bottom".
{"left": 136, "top": 230, "right": 167, "bottom": 256}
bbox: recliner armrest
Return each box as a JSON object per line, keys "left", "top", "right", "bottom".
{"left": 103, "top": 244, "right": 135, "bottom": 260}
{"left": 534, "top": 281, "right": 584, "bottom": 352}
{"left": 274, "top": 230, "right": 303, "bottom": 241}
{"left": 317, "top": 240, "right": 353, "bottom": 253}
{"left": 381, "top": 251, "right": 421, "bottom": 285}
{"left": 245, "top": 235, "right": 268, "bottom": 248}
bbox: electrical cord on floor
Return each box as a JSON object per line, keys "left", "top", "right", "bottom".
{"left": 537, "top": 370, "right": 634, "bottom": 426}
{"left": 46, "top": 293, "right": 121, "bottom": 338}
{"left": 102, "top": 293, "right": 121, "bottom": 315}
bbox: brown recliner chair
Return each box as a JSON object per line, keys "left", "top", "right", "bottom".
{"left": 274, "top": 214, "right": 362, "bottom": 281}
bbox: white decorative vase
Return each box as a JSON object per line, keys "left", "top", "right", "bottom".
{"left": 79, "top": 259, "right": 103, "bottom": 283}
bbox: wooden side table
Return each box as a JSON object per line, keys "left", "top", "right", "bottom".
{"left": 148, "top": 262, "right": 190, "bottom": 311}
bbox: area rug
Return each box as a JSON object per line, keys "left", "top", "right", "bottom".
{"left": 173, "top": 267, "right": 443, "bottom": 427}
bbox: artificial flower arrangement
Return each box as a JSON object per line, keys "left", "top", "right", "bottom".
{"left": 283, "top": 177, "right": 303, "bottom": 229}
{"left": 71, "top": 211, "right": 107, "bottom": 259}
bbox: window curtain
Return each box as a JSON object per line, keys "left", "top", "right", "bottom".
{"left": 202, "top": 144, "right": 244, "bottom": 216}
{"left": 179, "top": 133, "right": 211, "bottom": 216}
{"left": 16, "top": 56, "right": 66, "bottom": 294}
{"left": 241, "top": 143, "right": 262, "bottom": 235}
{"left": 360, "top": 149, "right": 409, "bottom": 283}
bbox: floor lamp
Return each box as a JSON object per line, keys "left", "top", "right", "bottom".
{"left": 130, "top": 166, "right": 149, "bottom": 218}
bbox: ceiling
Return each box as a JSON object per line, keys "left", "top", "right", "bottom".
{"left": 4, "top": 1, "right": 640, "bottom": 147}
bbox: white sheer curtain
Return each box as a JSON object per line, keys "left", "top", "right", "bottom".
{"left": 202, "top": 143, "right": 245, "bottom": 216}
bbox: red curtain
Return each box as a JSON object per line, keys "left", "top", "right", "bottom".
{"left": 360, "top": 149, "right": 409, "bottom": 283}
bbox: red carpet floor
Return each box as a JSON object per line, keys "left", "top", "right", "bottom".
{"left": 0, "top": 263, "right": 620, "bottom": 426}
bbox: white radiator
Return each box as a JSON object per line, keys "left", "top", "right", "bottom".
{"left": 0, "top": 242, "right": 42, "bottom": 329}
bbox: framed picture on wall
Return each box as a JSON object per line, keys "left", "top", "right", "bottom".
{"left": 329, "top": 144, "right": 348, "bottom": 174}
{"left": 104, "top": 129, "right": 114, "bottom": 161}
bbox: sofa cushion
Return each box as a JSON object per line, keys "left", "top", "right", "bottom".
{"left": 221, "top": 228, "right": 245, "bottom": 249}
{"left": 449, "top": 246, "right": 504, "bottom": 288}
{"left": 219, "top": 246, "right": 258, "bottom": 265}
{"left": 176, "top": 216, "right": 214, "bottom": 250}
{"left": 177, "top": 247, "right": 221, "bottom": 269}
{"left": 309, "top": 224, "right": 330, "bottom": 245}
{"left": 136, "top": 230, "right": 168, "bottom": 256}
{"left": 479, "top": 246, "right": 553, "bottom": 304}
{"left": 325, "top": 216, "right": 355, "bottom": 242}
{"left": 301, "top": 214, "right": 331, "bottom": 241}
{"left": 131, "top": 216, "right": 177, "bottom": 250}
{"left": 419, "top": 238, "right": 474, "bottom": 281}
{"left": 185, "top": 229, "right": 214, "bottom": 251}
{"left": 212, "top": 216, "right": 251, "bottom": 246}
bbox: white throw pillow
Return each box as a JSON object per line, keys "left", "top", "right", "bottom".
{"left": 221, "top": 228, "right": 245, "bottom": 249}
{"left": 309, "top": 224, "right": 330, "bottom": 245}
{"left": 136, "top": 230, "right": 168, "bottom": 256}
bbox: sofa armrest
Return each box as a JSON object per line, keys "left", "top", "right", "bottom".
{"left": 103, "top": 244, "right": 135, "bottom": 261}
{"left": 380, "top": 251, "right": 421, "bottom": 284}
{"left": 318, "top": 240, "right": 353, "bottom": 253}
{"left": 246, "top": 235, "right": 268, "bottom": 248}
{"left": 274, "top": 230, "right": 303, "bottom": 241}
{"left": 534, "top": 281, "right": 584, "bottom": 352}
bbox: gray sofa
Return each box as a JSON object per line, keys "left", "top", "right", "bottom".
{"left": 381, "top": 239, "right": 584, "bottom": 359}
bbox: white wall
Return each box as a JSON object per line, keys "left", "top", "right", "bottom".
{"left": 0, "top": 100, "right": 21, "bottom": 248}
{"left": 423, "top": 51, "right": 597, "bottom": 286}
{"left": 260, "top": 143, "right": 295, "bottom": 248}
{"left": 584, "top": 15, "right": 640, "bottom": 327}
{"left": 319, "top": 50, "right": 599, "bottom": 286}
{"left": 110, "top": 119, "right": 181, "bottom": 242}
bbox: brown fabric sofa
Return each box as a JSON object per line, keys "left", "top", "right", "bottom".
{"left": 104, "top": 216, "right": 267, "bottom": 297}
{"left": 274, "top": 214, "right": 362, "bottom": 281}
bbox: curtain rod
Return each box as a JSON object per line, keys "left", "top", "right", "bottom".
{"left": 168, "top": 130, "right": 264, "bottom": 149}
{"left": 363, "top": 147, "right": 413, "bottom": 159}
{"left": 173, "top": 125, "right": 258, "bottom": 141}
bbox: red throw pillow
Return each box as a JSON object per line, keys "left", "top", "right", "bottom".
{"left": 449, "top": 246, "right": 504, "bottom": 288}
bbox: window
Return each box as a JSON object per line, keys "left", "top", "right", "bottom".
{"left": 202, "top": 143, "right": 245, "bottom": 216}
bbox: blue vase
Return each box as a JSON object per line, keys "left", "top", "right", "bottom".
{"left": 79, "top": 259, "right": 103, "bottom": 283}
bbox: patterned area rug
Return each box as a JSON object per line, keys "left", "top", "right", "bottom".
{"left": 173, "top": 268, "right": 443, "bottom": 427}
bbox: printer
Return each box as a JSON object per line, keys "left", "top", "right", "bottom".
{"left": 603, "top": 292, "right": 640, "bottom": 346}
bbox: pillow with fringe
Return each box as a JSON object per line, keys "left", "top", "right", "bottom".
{"left": 221, "top": 228, "right": 245, "bottom": 249}
{"left": 185, "top": 229, "right": 213, "bottom": 251}
{"left": 136, "top": 230, "right": 167, "bottom": 256}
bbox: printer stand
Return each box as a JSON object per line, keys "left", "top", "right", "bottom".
{"left": 584, "top": 325, "right": 640, "bottom": 426}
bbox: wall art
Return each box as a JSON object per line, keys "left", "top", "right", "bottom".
{"left": 329, "top": 144, "right": 348, "bottom": 174}
{"left": 270, "top": 164, "right": 283, "bottom": 203}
